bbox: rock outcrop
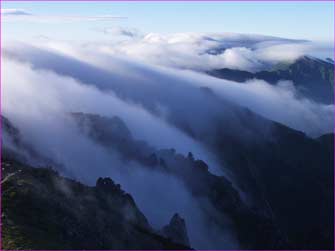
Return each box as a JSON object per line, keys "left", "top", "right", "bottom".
{"left": 70, "top": 112, "right": 286, "bottom": 249}
{"left": 161, "top": 214, "right": 190, "bottom": 246}
{"left": 1, "top": 156, "right": 190, "bottom": 250}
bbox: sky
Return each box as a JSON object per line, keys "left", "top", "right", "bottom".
{"left": 2, "top": 1, "right": 334, "bottom": 43}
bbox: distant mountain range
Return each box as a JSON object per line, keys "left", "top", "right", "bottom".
{"left": 208, "top": 56, "right": 334, "bottom": 104}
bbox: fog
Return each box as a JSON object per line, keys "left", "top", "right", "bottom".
{"left": 4, "top": 42, "right": 333, "bottom": 137}
{"left": 72, "top": 31, "right": 333, "bottom": 72}
{"left": 2, "top": 35, "right": 333, "bottom": 249}
{"left": 119, "top": 164, "right": 239, "bottom": 249}
{"left": 2, "top": 56, "right": 239, "bottom": 248}
{"left": 175, "top": 71, "right": 334, "bottom": 137}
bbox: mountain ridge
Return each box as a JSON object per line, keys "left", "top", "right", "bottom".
{"left": 208, "top": 56, "right": 334, "bottom": 104}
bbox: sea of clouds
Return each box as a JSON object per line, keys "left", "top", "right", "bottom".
{"left": 2, "top": 30, "right": 334, "bottom": 249}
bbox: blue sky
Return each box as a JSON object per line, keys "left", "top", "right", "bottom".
{"left": 2, "top": 1, "right": 334, "bottom": 42}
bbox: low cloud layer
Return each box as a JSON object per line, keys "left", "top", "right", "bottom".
{"left": 4, "top": 41, "right": 333, "bottom": 137}
{"left": 88, "top": 30, "right": 333, "bottom": 72}
{"left": 2, "top": 56, "right": 239, "bottom": 249}
{"left": 2, "top": 33, "right": 333, "bottom": 248}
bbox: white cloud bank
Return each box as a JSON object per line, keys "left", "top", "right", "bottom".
{"left": 2, "top": 31, "right": 333, "bottom": 249}
{"left": 89, "top": 30, "right": 333, "bottom": 72}
{"left": 2, "top": 55, "right": 239, "bottom": 249}
{"left": 4, "top": 41, "right": 333, "bottom": 137}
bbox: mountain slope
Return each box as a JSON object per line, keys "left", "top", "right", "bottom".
{"left": 1, "top": 156, "right": 190, "bottom": 250}
{"left": 209, "top": 119, "right": 334, "bottom": 249}
{"left": 2, "top": 104, "right": 333, "bottom": 249}
{"left": 70, "top": 112, "right": 286, "bottom": 249}
{"left": 70, "top": 112, "right": 334, "bottom": 249}
{"left": 208, "top": 56, "right": 334, "bottom": 104}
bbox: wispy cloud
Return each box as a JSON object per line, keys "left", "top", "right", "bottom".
{"left": 94, "top": 27, "right": 141, "bottom": 38}
{"left": 1, "top": 8, "right": 32, "bottom": 16}
{"left": 1, "top": 8, "right": 127, "bottom": 22}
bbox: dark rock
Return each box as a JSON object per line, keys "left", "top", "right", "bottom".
{"left": 161, "top": 213, "right": 190, "bottom": 246}
{"left": 1, "top": 157, "right": 191, "bottom": 250}
{"left": 187, "top": 152, "right": 194, "bottom": 162}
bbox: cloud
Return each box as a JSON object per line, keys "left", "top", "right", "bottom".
{"left": 2, "top": 55, "right": 240, "bottom": 249}
{"left": 4, "top": 41, "right": 333, "bottom": 138}
{"left": 2, "top": 35, "right": 333, "bottom": 249}
{"left": 2, "top": 9, "right": 126, "bottom": 23}
{"left": 254, "top": 42, "right": 314, "bottom": 62}
{"left": 1, "top": 8, "right": 32, "bottom": 16}
{"left": 82, "top": 31, "right": 331, "bottom": 72}
{"left": 3, "top": 18, "right": 332, "bottom": 71}
{"left": 94, "top": 26, "right": 141, "bottom": 38}
{"left": 181, "top": 71, "right": 334, "bottom": 137}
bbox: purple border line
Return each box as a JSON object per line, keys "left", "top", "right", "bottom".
{"left": 0, "top": 0, "right": 334, "bottom": 251}
{"left": 0, "top": 5, "right": 2, "bottom": 251}
{"left": 333, "top": 2, "right": 335, "bottom": 249}
{"left": 0, "top": 0, "right": 334, "bottom": 2}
